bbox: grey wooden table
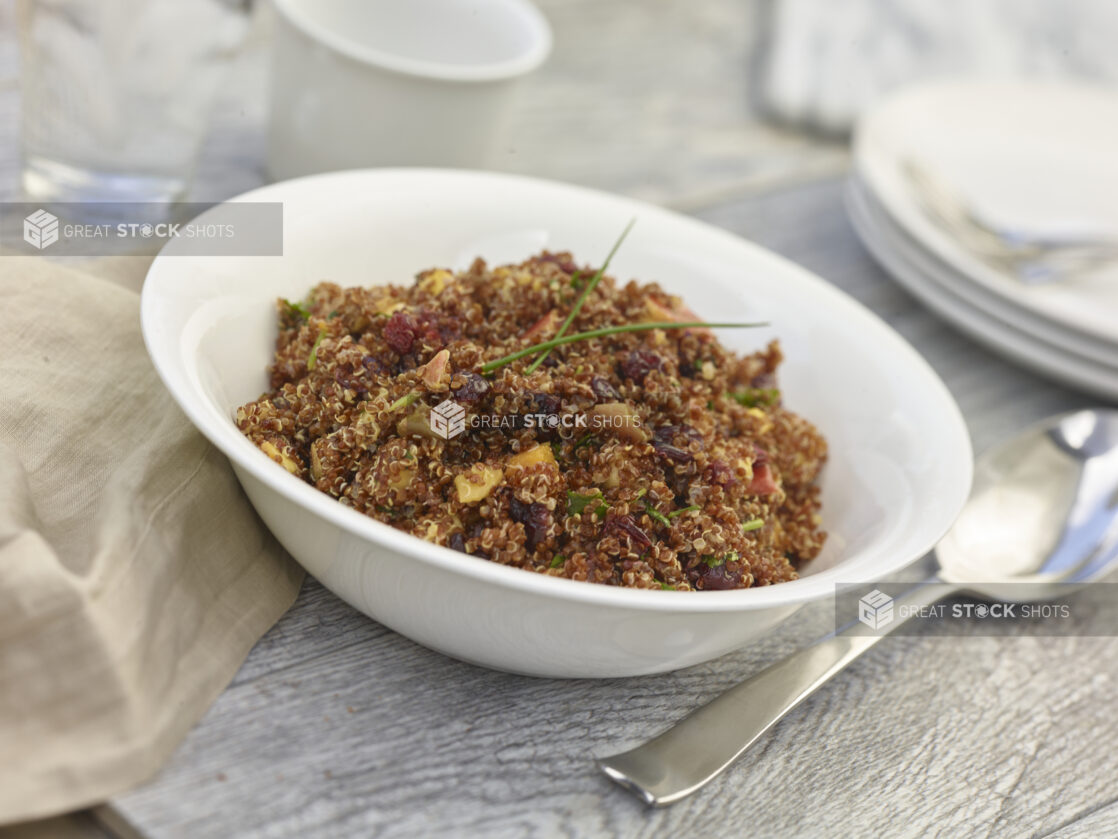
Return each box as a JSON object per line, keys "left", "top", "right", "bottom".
{"left": 3, "top": 1, "right": 1117, "bottom": 837}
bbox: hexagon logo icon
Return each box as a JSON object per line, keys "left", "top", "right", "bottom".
{"left": 858, "top": 589, "right": 894, "bottom": 630}
{"left": 430, "top": 399, "right": 466, "bottom": 440}
{"left": 24, "top": 209, "right": 59, "bottom": 250}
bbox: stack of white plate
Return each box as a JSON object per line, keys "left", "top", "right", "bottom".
{"left": 847, "top": 80, "right": 1118, "bottom": 401}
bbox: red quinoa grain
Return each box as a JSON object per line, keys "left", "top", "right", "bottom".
{"left": 236, "top": 252, "right": 827, "bottom": 590}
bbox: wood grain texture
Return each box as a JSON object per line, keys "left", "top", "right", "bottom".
{"left": 1042, "top": 800, "right": 1118, "bottom": 839}
{"left": 103, "top": 178, "right": 1116, "bottom": 839}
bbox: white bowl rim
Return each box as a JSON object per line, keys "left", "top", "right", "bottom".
{"left": 142, "top": 167, "right": 974, "bottom": 615}
{"left": 272, "top": 0, "right": 553, "bottom": 83}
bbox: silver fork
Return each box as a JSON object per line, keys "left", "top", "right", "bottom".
{"left": 902, "top": 159, "right": 1118, "bottom": 285}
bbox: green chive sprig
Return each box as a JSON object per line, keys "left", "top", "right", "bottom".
{"left": 525, "top": 218, "right": 636, "bottom": 374}
{"left": 481, "top": 321, "right": 766, "bottom": 375}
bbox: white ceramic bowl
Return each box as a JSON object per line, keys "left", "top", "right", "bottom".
{"left": 142, "top": 169, "right": 973, "bottom": 678}
{"left": 267, "top": 0, "right": 552, "bottom": 179}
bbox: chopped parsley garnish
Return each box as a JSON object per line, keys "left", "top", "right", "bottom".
{"left": 567, "top": 490, "right": 608, "bottom": 518}
{"left": 643, "top": 502, "right": 670, "bottom": 527}
{"left": 669, "top": 505, "right": 699, "bottom": 518}
{"left": 732, "top": 388, "right": 781, "bottom": 408}
{"left": 742, "top": 518, "right": 764, "bottom": 532}
{"left": 550, "top": 554, "right": 565, "bottom": 569}
{"left": 282, "top": 298, "right": 311, "bottom": 320}
{"left": 389, "top": 392, "right": 419, "bottom": 411}
{"left": 703, "top": 551, "right": 738, "bottom": 568}
{"left": 659, "top": 582, "right": 674, "bottom": 590}
{"left": 306, "top": 329, "right": 327, "bottom": 370}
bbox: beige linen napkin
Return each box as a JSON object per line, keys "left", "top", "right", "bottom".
{"left": 0, "top": 254, "right": 303, "bottom": 824}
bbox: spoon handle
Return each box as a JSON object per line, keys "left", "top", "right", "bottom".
{"left": 597, "top": 578, "right": 953, "bottom": 806}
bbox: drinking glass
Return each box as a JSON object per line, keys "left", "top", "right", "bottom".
{"left": 18, "top": 0, "right": 250, "bottom": 207}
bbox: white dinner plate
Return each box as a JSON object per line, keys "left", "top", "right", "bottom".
{"left": 847, "top": 177, "right": 1118, "bottom": 402}
{"left": 142, "top": 168, "right": 972, "bottom": 677}
{"left": 854, "top": 80, "right": 1118, "bottom": 356}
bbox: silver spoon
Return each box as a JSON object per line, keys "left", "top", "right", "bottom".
{"left": 598, "top": 409, "right": 1118, "bottom": 806}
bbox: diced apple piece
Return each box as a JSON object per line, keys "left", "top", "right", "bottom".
{"left": 310, "top": 441, "right": 324, "bottom": 481}
{"left": 373, "top": 297, "right": 405, "bottom": 315}
{"left": 260, "top": 441, "right": 300, "bottom": 474}
{"left": 507, "top": 444, "right": 557, "bottom": 471}
{"left": 421, "top": 349, "right": 451, "bottom": 388}
{"left": 389, "top": 466, "right": 415, "bottom": 491}
{"left": 454, "top": 465, "right": 504, "bottom": 503}
{"left": 418, "top": 269, "right": 452, "bottom": 296}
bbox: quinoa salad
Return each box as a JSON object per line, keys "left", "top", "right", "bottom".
{"left": 236, "top": 251, "right": 827, "bottom": 591}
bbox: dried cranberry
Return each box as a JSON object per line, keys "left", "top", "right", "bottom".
{"left": 591, "top": 375, "right": 620, "bottom": 402}
{"left": 707, "top": 460, "right": 736, "bottom": 487}
{"left": 415, "top": 308, "right": 455, "bottom": 346}
{"left": 752, "top": 443, "right": 770, "bottom": 465}
{"left": 531, "top": 393, "right": 562, "bottom": 415}
{"left": 384, "top": 311, "right": 418, "bottom": 355}
{"left": 332, "top": 363, "right": 369, "bottom": 398}
{"left": 463, "top": 522, "right": 490, "bottom": 558}
{"left": 690, "top": 560, "right": 746, "bottom": 591}
{"left": 604, "top": 514, "right": 652, "bottom": 553}
{"left": 620, "top": 350, "right": 662, "bottom": 383}
{"left": 510, "top": 497, "right": 552, "bottom": 552}
{"left": 452, "top": 372, "right": 490, "bottom": 405}
{"left": 362, "top": 354, "right": 390, "bottom": 377}
{"left": 448, "top": 532, "right": 467, "bottom": 553}
{"left": 652, "top": 439, "right": 693, "bottom": 465}
{"left": 528, "top": 393, "right": 562, "bottom": 440}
